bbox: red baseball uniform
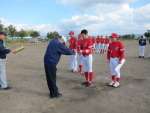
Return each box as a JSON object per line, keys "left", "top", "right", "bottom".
{"left": 105, "top": 39, "right": 110, "bottom": 44}
{"left": 101, "top": 38, "right": 105, "bottom": 44}
{"left": 96, "top": 38, "right": 101, "bottom": 43}
{"left": 81, "top": 38, "right": 93, "bottom": 56}
{"left": 92, "top": 39, "right": 95, "bottom": 44}
{"left": 107, "top": 41, "right": 125, "bottom": 61}
{"left": 69, "top": 37, "right": 78, "bottom": 50}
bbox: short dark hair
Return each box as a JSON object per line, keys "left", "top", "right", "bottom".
{"left": 81, "top": 29, "right": 88, "bottom": 35}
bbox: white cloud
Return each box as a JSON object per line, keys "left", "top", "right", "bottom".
{"left": 57, "top": 0, "right": 137, "bottom": 12}
{"left": 0, "top": 18, "right": 61, "bottom": 35}
{"left": 58, "top": 3, "right": 150, "bottom": 35}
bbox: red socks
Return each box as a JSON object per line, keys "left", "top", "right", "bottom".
{"left": 89, "top": 72, "right": 94, "bottom": 83}
{"left": 111, "top": 75, "right": 120, "bottom": 82}
{"left": 116, "top": 78, "right": 120, "bottom": 82}
{"left": 78, "top": 65, "right": 82, "bottom": 72}
{"left": 84, "top": 72, "right": 94, "bottom": 84}
{"left": 84, "top": 72, "right": 89, "bottom": 82}
{"left": 111, "top": 75, "right": 116, "bottom": 82}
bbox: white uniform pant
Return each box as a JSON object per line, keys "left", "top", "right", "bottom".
{"left": 0, "top": 59, "right": 7, "bottom": 88}
{"left": 104, "top": 44, "right": 109, "bottom": 50}
{"left": 110, "top": 57, "right": 124, "bottom": 78}
{"left": 100, "top": 44, "right": 105, "bottom": 50}
{"left": 82, "top": 54, "right": 93, "bottom": 72}
{"left": 96, "top": 43, "right": 100, "bottom": 52}
{"left": 92, "top": 43, "right": 96, "bottom": 49}
{"left": 139, "top": 46, "right": 145, "bottom": 56}
{"left": 78, "top": 55, "right": 83, "bottom": 65}
{"left": 70, "top": 54, "right": 77, "bottom": 70}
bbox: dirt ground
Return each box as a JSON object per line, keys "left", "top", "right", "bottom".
{"left": 0, "top": 42, "right": 150, "bottom": 113}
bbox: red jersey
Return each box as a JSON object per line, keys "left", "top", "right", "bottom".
{"left": 80, "top": 38, "right": 93, "bottom": 56}
{"left": 101, "top": 38, "right": 105, "bottom": 44}
{"left": 107, "top": 41, "right": 125, "bottom": 61}
{"left": 96, "top": 38, "right": 101, "bottom": 43}
{"left": 69, "top": 37, "right": 78, "bottom": 50}
{"left": 92, "top": 39, "right": 95, "bottom": 43}
{"left": 105, "top": 39, "right": 110, "bottom": 44}
{"left": 77, "top": 40, "right": 83, "bottom": 50}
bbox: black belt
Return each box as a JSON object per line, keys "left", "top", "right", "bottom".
{"left": 83, "top": 55, "right": 89, "bottom": 57}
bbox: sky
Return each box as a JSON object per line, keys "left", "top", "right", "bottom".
{"left": 0, "top": 0, "right": 150, "bottom": 36}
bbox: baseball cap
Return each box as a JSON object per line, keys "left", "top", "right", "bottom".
{"left": 69, "top": 31, "right": 74, "bottom": 35}
{"left": 0, "top": 32, "right": 7, "bottom": 36}
{"left": 78, "top": 33, "right": 82, "bottom": 37}
{"left": 106, "top": 36, "right": 108, "bottom": 38}
{"left": 97, "top": 35, "right": 100, "bottom": 37}
{"left": 61, "top": 36, "right": 67, "bottom": 43}
{"left": 110, "top": 33, "right": 118, "bottom": 38}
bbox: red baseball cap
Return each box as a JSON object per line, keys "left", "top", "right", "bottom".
{"left": 110, "top": 33, "right": 118, "bottom": 38}
{"left": 69, "top": 31, "right": 74, "bottom": 35}
{"left": 78, "top": 33, "right": 82, "bottom": 36}
{"left": 106, "top": 36, "right": 108, "bottom": 38}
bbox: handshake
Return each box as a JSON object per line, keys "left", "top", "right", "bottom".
{"left": 73, "top": 49, "right": 82, "bottom": 55}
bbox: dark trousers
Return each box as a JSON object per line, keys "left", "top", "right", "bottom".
{"left": 44, "top": 65, "right": 59, "bottom": 97}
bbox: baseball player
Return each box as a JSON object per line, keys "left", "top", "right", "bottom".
{"left": 77, "top": 33, "right": 83, "bottom": 73}
{"left": 104, "top": 36, "right": 110, "bottom": 53}
{"left": 96, "top": 35, "right": 101, "bottom": 53}
{"left": 92, "top": 36, "right": 96, "bottom": 52}
{"left": 78, "top": 29, "right": 94, "bottom": 87}
{"left": 100, "top": 35, "right": 105, "bottom": 53}
{"left": 107, "top": 33, "right": 125, "bottom": 87}
{"left": 68, "top": 31, "right": 78, "bottom": 72}
{"left": 139, "top": 36, "right": 146, "bottom": 58}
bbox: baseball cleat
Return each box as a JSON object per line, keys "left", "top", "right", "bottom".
{"left": 72, "top": 70, "right": 77, "bottom": 73}
{"left": 85, "top": 83, "right": 92, "bottom": 87}
{"left": 81, "top": 81, "right": 88, "bottom": 85}
{"left": 113, "top": 82, "right": 120, "bottom": 87}
{"left": 109, "top": 81, "right": 115, "bottom": 86}
{"left": 68, "top": 69, "right": 73, "bottom": 72}
{"left": 138, "top": 56, "right": 141, "bottom": 58}
{"left": 142, "top": 56, "right": 144, "bottom": 58}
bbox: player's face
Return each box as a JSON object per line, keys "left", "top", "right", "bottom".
{"left": 69, "top": 34, "right": 74, "bottom": 37}
{"left": 0, "top": 35, "right": 6, "bottom": 40}
{"left": 82, "top": 34, "right": 88, "bottom": 39}
{"left": 80, "top": 36, "right": 83, "bottom": 40}
{"left": 110, "top": 37, "right": 117, "bottom": 42}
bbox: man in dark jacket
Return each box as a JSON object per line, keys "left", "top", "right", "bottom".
{"left": 44, "top": 36, "right": 75, "bottom": 99}
{"left": 0, "top": 32, "right": 16, "bottom": 90}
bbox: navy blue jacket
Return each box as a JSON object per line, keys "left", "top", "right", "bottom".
{"left": 139, "top": 39, "right": 146, "bottom": 46}
{"left": 44, "top": 38, "right": 75, "bottom": 66}
{"left": 0, "top": 40, "right": 10, "bottom": 59}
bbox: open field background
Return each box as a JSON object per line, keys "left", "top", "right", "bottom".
{"left": 0, "top": 42, "right": 150, "bottom": 113}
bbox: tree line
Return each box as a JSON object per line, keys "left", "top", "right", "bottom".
{"left": 0, "top": 20, "right": 60, "bottom": 41}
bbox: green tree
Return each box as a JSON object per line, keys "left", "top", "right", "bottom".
{"left": 25, "top": 30, "right": 35, "bottom": 36}
{"left": 144, "top": 32, "right": 150, "bottom": 40}
{"left": 47, "top": 31, "right": 60, "bottom": 39}
{"left": 17, "top": 29, "right": 27, "bottom": 42}
{"left": 30, "top": 31, "right": 40, "bottom": 38}
{"left": 7, "top": 25, "right": 17, "bottom": 40}
{"left": 3, "top": 27, "right": 9, "bottom": 38}
{"left": 121, "top": 34, "right": 135, "bottom": 39}
{"left": 0, "top": 20, "right": 4, "bottom": 31}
